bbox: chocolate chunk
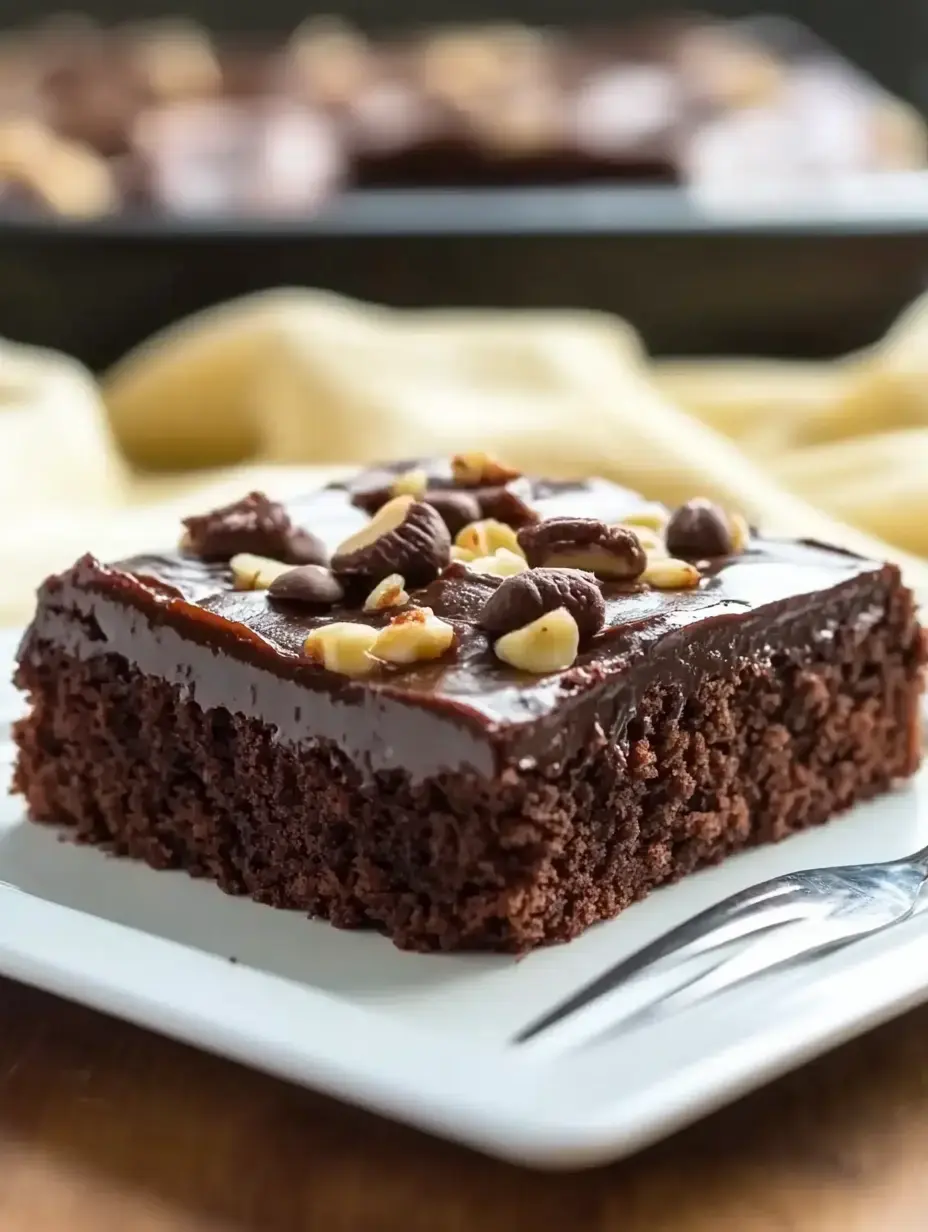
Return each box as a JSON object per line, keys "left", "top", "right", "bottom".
{"left": 182, "top": 491, "right": 327, "bottom": 565}
{"left": 351, "top": 486, "right": 391, "bottom": 517}
{"left": 666, "top": 499, "right": 734, "bottom": 558}
{"left": 479, "top": 567, "right": 605, "bottom": 643}
{"left": 517, "top": 518, "right": 646, "bottom": 579}
{"left": 423, "top": 489, "right": 482, "bottom": 535}
{"left": 332, "top": 497, "right": 451, "bottom": 586}
{"left": 268, "top": 564, "right": 345, "bottom": 607}
{"left": 477, "top": 482, "right": 539, "bottom": 528}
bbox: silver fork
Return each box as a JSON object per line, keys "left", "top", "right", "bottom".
{"left": 513, "top": 846, "right": 928, "bottom": 1048}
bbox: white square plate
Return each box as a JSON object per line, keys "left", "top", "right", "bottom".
{"left": 3, "top": 626, "right": 928, "bottom": 1169}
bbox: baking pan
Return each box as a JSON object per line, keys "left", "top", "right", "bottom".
{"left": 0, "top": 12, "right": 926, "bottom": 367}
{"left": 2, "top": 184, "right": 928, "bottom": 368}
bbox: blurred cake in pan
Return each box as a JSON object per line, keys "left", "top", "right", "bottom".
{"left": 0, "top": 13, "right": 923, "bottom": 218}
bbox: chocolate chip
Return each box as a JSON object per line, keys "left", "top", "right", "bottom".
{"left": 332, "top": 498, "right": 451, "bottom": 586}
{"left": 268, "top": 564, "right": 345, "bottom": 606}
{"left": 665, "top": 499, "right": 733, "bottom": 558}
{"left": 479, "top": 567, "right": 605, "bottom": 643}
{"left": 517, "top": 518, "right": 646, "bottom": 580}
{"left": 422, "top": 489, "right": 482, "bottom": 535}
{"left": 182, "top": 491, "right": 328, "bottom": 566}
{"left": 286, "top": 528, "right": 330, "bottom": 565}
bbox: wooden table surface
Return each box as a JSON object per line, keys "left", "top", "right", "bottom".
{"left": 4, "top": 979, "right": 928, "bottom": 1232}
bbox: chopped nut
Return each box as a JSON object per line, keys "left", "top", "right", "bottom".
{"left": 451, "top": 450, "right": 522, "bottom": 488}
{"left": 518, "top": 518, "right": 646, "bottom": 580}
{"left": 455, "top": 518, "right": 524, "bottom": 558}
{"left": 618, "top": 504, "right": 669, "bottom": 533}
{"left": 466, "top": 548, "right": 529, "bottom": 578}
{"left": 494, "top": 607, "right": 580, "bottom": 674}
{"left": 451, "top": 545, "right": 476, "bottom": 562}
{"left": 371, "top": 606, "right": 456, "bottom": 665}
{"left": 230, "top": 553, "right": 294, "bottom": 590}
{"left": 390, "top": 468, "right": 428, "bottom": 499}
{"left": 304, "top": 622, "right": 379, "bottom": 676}
{"left": 268, "top": 564, "right": 344, "bottom": 606}
{"left": 480, "top": 567, "right": 605, "bottom": 641}
{"left": 642, "top": 557, "right": 702, "bottom": 590}
{"left": 729, "top": 512, "right": 751, "bottom": 554}
{"left": 616, "top": 524, "right": 666, "bottom": 557}
{"left": 665, "top": 499, "right": 752, "bottom": 559}
{"left": 332, "top": 495, "right": 450, "bottom": 586}
{"left": 363, "top": 573, "right": 410, "bottom": 611}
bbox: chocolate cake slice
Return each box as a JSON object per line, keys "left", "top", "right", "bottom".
{"left": 12, "top": 457, "right": 926, "bottom": 952}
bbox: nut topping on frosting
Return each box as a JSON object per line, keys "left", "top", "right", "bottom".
{"left": 477, "top": 481, "right": 539, "bottom": 528}
{"left": 466, "top": 548, "right": 529, "bottom": 578}
{"left": 268, "top": 564, "right": 345, "bottom": 606}
{"left": 729, "top": 512, "right": 751, "bottom": 554}
{"left": 182, "top": 491, "right": 327, "bottom": 566}
{"left": 451, "top": 450, "right": 522, "bottom": 488}
{"left": 363, "top": 573, "right": 410, "bottom": 611}
{"left": 422, "top": 489, "right": 482, "bottom": 535}
{"left": 304, "top": 622, "right": 379, "bottom": 676}
{"left": 480, "top": 567, "right": 605, "bottom": 641}
{"left": 517, "top": 517, "right": 646, "bottom": 580}
{"left": 615, "top": 523, "right": 666, "bottom": 556}
{"left": 494, "top": 607, "right": 580, "bottom": 674}
{"left": 230, "top": 553, "right": 296, "bottom": 591}
{"left": 618, "top": 504, "right": 670, "bottom": 533}
{"left": 332, "top": 496, "right": 451, "bottom": 585}
{"left": 666, "top": 499, "right": 747, "bottom": 559}
{"left": 642, "top": 557, "right": 702, "bottom": 590}
{"left": 390, "top": 467, "right": 428, "bottom": 499}
{"left": 455, "top": 518, "right": 524, "bottom": 559}
{"left": 371, "top": 607, "right": 456, "bottom": 665}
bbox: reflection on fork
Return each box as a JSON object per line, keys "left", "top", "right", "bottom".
{"left": 513, "top": 849, "right": 928, "bottom": 1050}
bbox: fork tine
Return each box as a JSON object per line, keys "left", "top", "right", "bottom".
{"left": 512, "top": 878, "right": 807, "bottom": 1045}
{"left": 590, "top": 919, "right": 853, "bottom": 1040}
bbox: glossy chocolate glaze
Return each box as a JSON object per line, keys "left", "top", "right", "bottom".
{"left": 19, "top": 465, "right": 897, "bottom": 781}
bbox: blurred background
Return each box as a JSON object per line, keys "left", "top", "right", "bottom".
{"left": 1, "top": 2, "right": 927, "bottom": 366}
{"left": 4, "top": 2, "right": 928, "bottom": 621}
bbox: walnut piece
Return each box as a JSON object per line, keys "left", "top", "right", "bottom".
{"left": 304, "top": 622, "right": 379, "bottom": 676}
{"left": 451, "top": 450, "right": 522, "bottom": 488}
{"left": 493, "top": 606, "right": 580, "bottom": 673}
{"left": 230, "top": 553, "right": 295, "bottom": 591}
{"left": 642, "top": 557, "right": 701, "bottom": 590}
{"left": 363, "top": 573, "right": 410, "bottom": 611}
{"left": 479, "top": 567, "right": 604, "bottom": 641}
{"left": 370, "top": 606, "right": 455, "bottom": 665}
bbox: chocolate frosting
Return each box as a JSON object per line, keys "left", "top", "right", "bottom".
{"left": 19, "top": 463, "right": 896, "bottom": 782}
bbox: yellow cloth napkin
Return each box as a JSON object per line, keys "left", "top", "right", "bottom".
{"left": 5, "top": 285, "right": 928, "bottom": 627}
